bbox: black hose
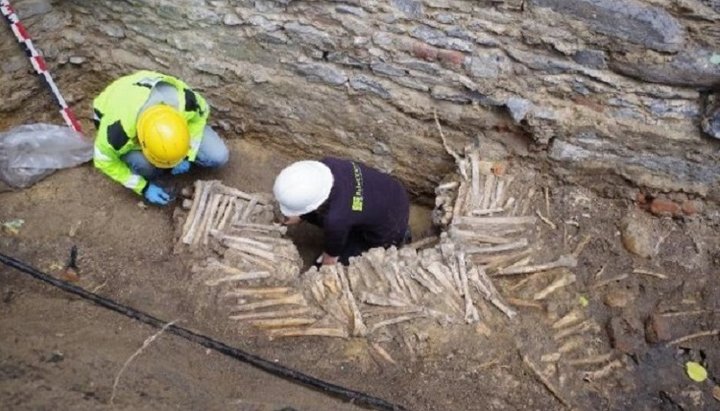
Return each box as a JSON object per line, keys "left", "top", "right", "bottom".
{"left": 0, "top": 252, "right": 407, "bottom": 411}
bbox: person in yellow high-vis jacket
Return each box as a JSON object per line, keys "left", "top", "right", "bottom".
{"left": 92, "top": 70, "right": 228, "bottom": 205}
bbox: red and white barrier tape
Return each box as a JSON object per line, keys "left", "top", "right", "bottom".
{"left": 1, "top": 0, "right": 83, "bottom": 133}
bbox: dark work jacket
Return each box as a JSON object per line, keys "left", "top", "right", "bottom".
{"left": 301, "top": 157, "right": 410, "bottom": 257}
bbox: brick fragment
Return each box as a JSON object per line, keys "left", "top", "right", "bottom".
{"left": 437, "top": 49, "right": 464, "bottom": 66}
{"left": 649, "top": 198, "right": 681, "bottom": 217}
{"left": 411, "top": 41, "right": 438, "bottom": 61}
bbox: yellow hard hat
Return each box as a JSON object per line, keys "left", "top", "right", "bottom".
{"left": 137, "top": 105, "right": 190, "bottom": 168}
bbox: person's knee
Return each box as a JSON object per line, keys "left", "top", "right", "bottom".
{"left": 196, "top": 128, "right": 229, "bottom": 169}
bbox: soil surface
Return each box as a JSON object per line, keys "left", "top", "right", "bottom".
{"left": 2, "top": 138, "right": 719, "bottom": 410}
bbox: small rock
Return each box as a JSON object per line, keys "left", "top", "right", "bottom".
{"left": 649, "top": 198, "right": 681, "bottom": 217}
{"left": 712, "top": 385, "right": 720, "bottom": 402}
{"left": 69, "top": 56, "right": 86, "bottom": 65}
{"left": 506, "top": 97, "right": 533, "bottom": 123}
{"left": 603, "top": 289, "right": 632, "bottom": 308}
{"left": 607, "top": 315, "right": 646, "bottom": 355}
{"left": 620, "top": 211, "right": 658, "bottom": 258}
{"left": 46, "top": 351, "right": 64, "bottom": 363}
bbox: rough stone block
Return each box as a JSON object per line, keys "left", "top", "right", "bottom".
{"left": 464, "top": 51, "right": 510, "bottom": 79}
{"left": 431, "top": 86, "right": 471, "bottom": 103}
{"left": 410, "top": 25, "right": 474, "bottom": 52}
{"left": 349, "top": 76, "right": 392, "bottom": 99}
{"left": 293, "top": 63, "right": 347, "bottom": 86}
{"left": 285, "top": 21, "right": 336, "bottom": 50}
{"left": 370, "top": 62, "right": 406, "bottom": 77}
{"left": 572, "top": 49, "right": 607, "bottom": 69}
{"left": 391, "top": 0, "right": 423, "bottom": 19}
{"left": 14, "top": 0, "right": 52, "bottom": 18}
{"left": 530, "top": 0, "right": 684, "bottom": 52}
{"left": 610, "top": 48, "right": 720, "bottom": 88}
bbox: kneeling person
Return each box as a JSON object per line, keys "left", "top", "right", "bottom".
{"left": 274, "top": 158, "right": 411, "bottom": 266}
{"left": 92, "top": 70, "right": 229, "bottom": 206}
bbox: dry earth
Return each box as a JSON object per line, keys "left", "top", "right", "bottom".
{"left": 1, "top": 138, "right": 719, "bottom": 410}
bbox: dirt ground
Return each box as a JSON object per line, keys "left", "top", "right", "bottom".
{"left": 1, "top": 137, "right": 720, "bottom": 410}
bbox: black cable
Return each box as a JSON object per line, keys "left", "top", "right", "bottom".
{"left": 0, "top": 252, "right": 407, "bottom": 411}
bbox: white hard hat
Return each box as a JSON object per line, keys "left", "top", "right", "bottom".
{"left": 273, "top": 160, "right": 334, "bottom": 217}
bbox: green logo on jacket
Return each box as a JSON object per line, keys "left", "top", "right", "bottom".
{"left": 351, "top": 162, "right": 364, "bottom": 212}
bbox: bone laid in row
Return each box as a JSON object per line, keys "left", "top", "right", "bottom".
{"left": 233, "top": 293, "right": 307, "bottom": 312}
{"left": 181, "top": 181, "right": 267, "bottom": 245}
{"left": 335, "top": 264, "right": 367, "bottom": 337}
{"left": 468, "top": 265, "right": 517, "bottom": 319}
{"left": 182, "top": 180, "right": 215, "bottom": 244}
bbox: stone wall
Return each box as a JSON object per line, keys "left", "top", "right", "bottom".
{"left": 1, "top": 0, "right": 719, "bottom": 199}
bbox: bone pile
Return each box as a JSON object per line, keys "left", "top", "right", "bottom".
{"left": 179, "top": 147, "right": 578, "bottom": 342}
{"left": 225, "top": 152, "right": 538, "bottom": 340}
{"left": 178, "top": 180, "right": 303, "bottom": 285}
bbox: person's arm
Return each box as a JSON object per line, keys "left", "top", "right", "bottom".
{"left": 93, "top": 119, "right": 147, "bottom": 195}
{"left": 183, "top": 88, "right": 210, "bottom": 162}
{"left": 320, "top": 252, "right": 338, "bottom": 265}
{"left": 322, "top": 221, "right": 349, "bottom": 265}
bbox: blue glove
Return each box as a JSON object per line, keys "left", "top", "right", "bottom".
{"left": 171, "top": 160, "right": 191, "bottom": 175}
{"left": 144, "top": 183, "right": 171, "bottom": 205}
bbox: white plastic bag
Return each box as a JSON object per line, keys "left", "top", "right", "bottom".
{"left": 0, "top": 123, "right": 93, "bottom": 188}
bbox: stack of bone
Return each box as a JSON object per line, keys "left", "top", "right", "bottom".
{"left": 177, "top": 145, "right": 580, "bottom": 343}
{"left": 224, "top": 148, "right": 541, "bottom": 341}
{"left": 177, "top": 180, "right": 303, "bottom": 284}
